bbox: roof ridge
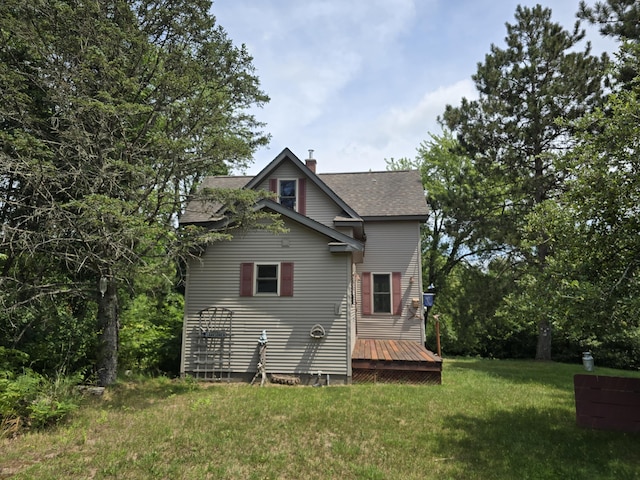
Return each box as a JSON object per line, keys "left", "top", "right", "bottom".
{"left": 318, "top": 170, "right": 418, "bottom": 176}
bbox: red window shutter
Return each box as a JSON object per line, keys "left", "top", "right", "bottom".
{"left": 392, "top": 272, "right": 402, "bottom": 315}
{"left": 269, "top": 178, "right": 277, "bottom": 194}
{"left": 240, "top": 263, "right": 254, "bottom": 297}
{"left": 298, "top": 178, "right": 306, "bottom": 215}
{"left": 280, "top": 262, "right": 294, "bottom": 296}
{"left": 361, "top": 272, "right": 371, "bottom": 315}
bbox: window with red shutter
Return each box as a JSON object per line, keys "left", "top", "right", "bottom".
{"left": 270, "top": 178, "right": 307, "bottom": 214}
{"left": 280, "top": 262, "right": 294, "bottom": 296}
{"left": 240, "top": 262, "right": 294, "bottom": 297}
{"left": 240, "top": 263, "right": 254, "bottom": 296}
{"left": 361, "top": 272, "right": 372, "bottom": 315}
{"left": 362, "top": 272, "right": 402, "bottom": 315}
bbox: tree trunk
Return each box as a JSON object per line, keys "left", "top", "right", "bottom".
{"left": 97, "top": 277, "right": 119, "bottom": 386}
{"left": 535, "top": 319, "right": 552, "bottom": 361}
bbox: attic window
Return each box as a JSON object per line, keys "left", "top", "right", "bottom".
{"left": 279, "top": 179, "right": 297, "bottom": 211}
{"left": 269, "top": 178, "right": 306, "bottom": 215}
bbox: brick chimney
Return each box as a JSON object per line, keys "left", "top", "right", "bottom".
{"left": 305, "top": 149, "right": 317, "bottom": 173}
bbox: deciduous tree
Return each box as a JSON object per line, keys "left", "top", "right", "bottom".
{"left": 530, "top": 42, "right": 640, "bottom": 367}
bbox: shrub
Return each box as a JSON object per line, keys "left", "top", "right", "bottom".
{"left": 0, "top": 370, "right": 80, "bottom": 437}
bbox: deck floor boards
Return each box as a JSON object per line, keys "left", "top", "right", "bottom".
{"left": 352, "top": 338, "right": 442, "bottom": 383}
{"left": 352, "top": 339, "right": 442, "bottom": 364}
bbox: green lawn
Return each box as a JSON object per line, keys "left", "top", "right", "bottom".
{"left": 2, "top": 359, "right": 639, "bottom": 479}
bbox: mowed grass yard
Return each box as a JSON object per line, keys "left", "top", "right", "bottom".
{"left": 2, "top": 359, "right": 639, "bottom": 480}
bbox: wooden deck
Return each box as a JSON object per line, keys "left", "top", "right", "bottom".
{"left": 352, "top": 338, "right": 442, "bottom": 384}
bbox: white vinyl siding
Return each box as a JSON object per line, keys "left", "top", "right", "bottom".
{"left": 356, "top": 221, "right": 424, "bottom": 341}
{"left": 181, "top": 217, "right": 352, "bottom": 377}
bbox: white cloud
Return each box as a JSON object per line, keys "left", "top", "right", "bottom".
{"left": 382, "top": 79, "right": 478, "bottom": 138}
{"left": 218, "top": 0, "right": 619, "bottom": 175}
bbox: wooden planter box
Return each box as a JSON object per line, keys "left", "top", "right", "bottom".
{"left": 574, "top": 374, "right": 640, "bottom": 433}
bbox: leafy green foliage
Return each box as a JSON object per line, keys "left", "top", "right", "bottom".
{"left": 440, "top": 5, "right": 608, "bottom": 360}
{"left": 0, "top": 370, "right": 80, "bottom": 437}
{"left": 389, "top": 132, "right": 511, "bottom": 289}
{"left": 441, "top": 5, "right": 606, "bottom": 253}
{"left": 0, "top": 348, "right": 29, "bottom": 373}
{"left": 579, "top": 0, "right": 640, "bottom": 41}
{"left": 523, "top": 42, "right": 640, "bottom": 369}
{"left": 119, "top": 292, "right": 184, "bottom": 375}
{"left": 0, "top": 0, "right": 272, "bottom": 385}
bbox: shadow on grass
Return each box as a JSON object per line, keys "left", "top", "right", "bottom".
{"left": 92, "top": 377, "right": 204, "bottom": 410}
{"left": 447, "top": 358, "right": 589, "bottom": 391}
{"left": 437, "top": 405, "right": 640, "bottom": 480}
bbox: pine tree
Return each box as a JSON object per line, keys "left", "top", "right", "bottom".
{"left": 579, "top": 0, "right": 640, "bottom": 41}
{"left": 0, "top": 0, "right": 274, "bottom": 384}
{"left": 441, "top": 5, "right": 607, "bottom": 360}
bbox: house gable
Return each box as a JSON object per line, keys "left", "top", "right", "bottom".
{"left": 182, "top": 215, "right": 355, "bottom": 379}
{"left": 245, "top": 148, "right": 361, "bottom": 221}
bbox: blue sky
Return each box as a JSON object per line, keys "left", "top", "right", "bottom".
{"left": 213, "top": 0, "right": 617, "bottom": 175}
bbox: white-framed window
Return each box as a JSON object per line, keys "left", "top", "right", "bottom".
{"left": 361, "top": 271, "right": 402, "bottom": 316}
{"left": 255, "top": 263, "right": 279, "bottom": 295}
{"left": 372, "top": 273, "right": 392, "bottom": 313}
{"left": 278, "top": 179, "right": 297, "bottom": 211}
{"left": 240, "top": 262, "right": 294, "bottom": 297}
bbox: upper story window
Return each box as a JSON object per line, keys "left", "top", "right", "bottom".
{"left": 279, "top": 179, "right": 297, "bottom": 211}
{"left": 269, "top": 177, "right": 306, "bottom": 215}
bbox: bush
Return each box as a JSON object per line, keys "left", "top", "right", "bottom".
{"left": 0, "top": 370, "right": 80, "bottom": 437}
{"left": 119, "top": 292, "right": 183, "bottom": 376}
{"left": 0, "top": 347, "right": 29, "bottom": 373}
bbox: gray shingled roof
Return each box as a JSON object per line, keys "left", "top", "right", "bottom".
{"left": 319, "top": 170, "right": 428, "bottom": 219}
{"left": 180, "top": 169, "right": 428, "bottom": 224}
{"left": 180, "top": 176, "right": 251, "bottom": 224}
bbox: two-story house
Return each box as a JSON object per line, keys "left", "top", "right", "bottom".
{"left": 179, "top": 148, "right": 442, "bottom": 384}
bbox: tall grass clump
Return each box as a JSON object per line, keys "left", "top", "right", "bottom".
{"left": 0, "top": 370, "right": 80, "bottom": 437}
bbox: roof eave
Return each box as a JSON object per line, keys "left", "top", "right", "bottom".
{"left": 362, "top": 215, "right": 429, "bottom": 222}
{"left": 328, "top": 242, "right": 360, "bottom": 253}
{"left": 255, "top": 199, "right": 365, "bottom": 252}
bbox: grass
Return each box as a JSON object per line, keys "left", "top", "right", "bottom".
{"left": 1, "top": 359, "right": 639, "bottom": 479}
